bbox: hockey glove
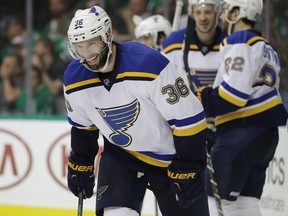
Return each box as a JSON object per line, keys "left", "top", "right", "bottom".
{"left": 167, "top": 161, "right": 205, "bottom": 208}
{"left": 67, "top": 152, "right": 95, "bottom": 199}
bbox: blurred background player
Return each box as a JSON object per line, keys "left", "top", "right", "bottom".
{"left": 134, "top": 14, "right": 172, "bottom": 50}
{"left": 162, "top": 0, "right": 227, "bottom": 89}
{"left": 161, "top": 0, "right": 227, "bottom": 154}
{"left": 64, "top": 5, "right": 210, "bottom": 216}
{"left": 196, "top": 0, "right": 288, "bottom": 215}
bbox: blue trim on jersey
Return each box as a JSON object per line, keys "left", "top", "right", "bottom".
{"left": 68, "top": 117, "right": 86, "bottom": 127}
{"left": 223, "top": 30, "right": 268, "bottom": 46}
{"left": 167, "top": 111, "right": 207, "bottom": 137}
{"left": 221, "top": 81, "right": 249, "bottom": 100}
{"left": 171, "top": 111, "right": 206, "bottom": 127}
{"left": 247, "top": 90, "right": 278, "bottom": 106}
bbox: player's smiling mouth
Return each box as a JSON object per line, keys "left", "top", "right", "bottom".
{"left": 87, "top": 55, "right": 99, "bottom": 65}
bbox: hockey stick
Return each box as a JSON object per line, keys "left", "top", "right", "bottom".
{"left": 77, "top": 188, "right": 84, "bottom": 216}
{"left": 183, "top": 16, "right": 198, "bottom": 93}
{"left": 172, "top": 0, "right": 184, "bottom": 32}
{"left": 206, "top": 150, "right": 224, "bottom": 216}
{"left": 183, "top": 16, "right": 224, "bottom": 216}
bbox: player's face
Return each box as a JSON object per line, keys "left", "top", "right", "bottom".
{"left": 74, "top": 36, "right": 109, "bottom": 70}
{"left": 192, "top": 4, "right": 217, "bottom": 34}
{"left": 139, "top": 34, "right": 154, "bottom": 48}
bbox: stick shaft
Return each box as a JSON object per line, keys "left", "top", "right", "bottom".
{"left": 77, "top": 189, "right": 84, "bottom": 216}
{"left": 206, "top": 149, "right": 224, "bottom": 216}
{"left": 172, "top": 0, "right": 184, "bottom": 31}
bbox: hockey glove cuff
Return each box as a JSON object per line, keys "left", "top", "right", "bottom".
{"left": 67, "top": 152, "right": 95, "bottom": 199}
{"left": 167, "top": 161, "right": 205, "bottom": 208}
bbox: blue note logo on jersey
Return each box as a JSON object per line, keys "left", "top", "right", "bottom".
{"left": 96, "top": 99, "right": 140, "bottom": 146}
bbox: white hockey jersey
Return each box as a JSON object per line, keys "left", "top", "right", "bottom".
{"left": 161, "top": 27, "right": 227, "bottom": 88}
{"left": 63, "top": 42, "right": 207, "bottom": 169}
{"left": 201, "top": 30, "right": 288, "bottom": 131}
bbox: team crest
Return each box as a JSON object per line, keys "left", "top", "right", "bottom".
{"left": 96, "top": 99, "right": 140, "bottom": 147}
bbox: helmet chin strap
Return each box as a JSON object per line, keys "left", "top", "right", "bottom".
{"left": 225, "top": 11, "right": 240, "bottom": 35}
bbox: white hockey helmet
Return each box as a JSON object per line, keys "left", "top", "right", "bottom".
{"left": 67, "top": 6, "right": 113, "bottom": 71}
{"left": 135, "top": 15, "right": 172, "bottom": 49}
{"left": 222, "top": 0, "right": 263, "bottom": 34}
{"left": 222, "top": 0, "right": 263, "bottom": 22}
{"left": 188, "top": 0, "right": 222, "bottom": 15}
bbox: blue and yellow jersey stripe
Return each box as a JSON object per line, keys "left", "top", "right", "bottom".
{"left": 215, "top": 90, "right": 282, "bottom": 126}
{"left": 65, "top": 77, "right": 101, "bottom": 94}
{"left": 115, "top": 71, "right": 158, "bottom": 82}
{"left": 68, "top": 117, "right": 98, "bottom": 131}
{"left": 64, "top": 42, "right": 168, "bottom": 94}
{"left": 219, "top": 81, "right": 249, "bottom": 107}
{"left": 168, "top": 111, "right": 207, "bottom": 136}
{"left": 222, "top": 30, "right": 269, "bottom": 47}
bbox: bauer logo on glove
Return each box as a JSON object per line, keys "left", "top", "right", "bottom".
{"left": 68, "top": 161, "right": 94, "bottom": 172}
{"left": 167, "top": 170, "right": 196, "bottom": 180}
{"left": 167, "top": 160, "right": 205, "bottom": 208}
{"left": 67, "top": 152, "right": 95, "bottom": 199}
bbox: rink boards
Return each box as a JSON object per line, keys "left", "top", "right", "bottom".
{"left": 0, "top": 118, "right": 287, "bottom": 216}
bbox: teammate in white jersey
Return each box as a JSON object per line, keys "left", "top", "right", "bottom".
{"left": 161, "top": 0, "right": 227, "bottom": 165}
{"left": 162, "top": 0, "right": 227, "bottom": 88}
{"left": 134, "top": 14, "right": 172, "bottom": 50}
{"left": 64, "top": 6, "right": 210, "bottom": 216}
{"left": 197, "top": 0, "right": 288, "bottom": 215}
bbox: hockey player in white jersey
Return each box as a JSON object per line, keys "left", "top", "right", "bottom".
{"left": 64, "top": 6, "right": 210, "bottom": 216}
{"left": 196, "top": 0, "right": 288, "bottom": 215}
{"left": 162, "top": 0, "right": 227, "bottom": 88}
{"left": 161, "top": 0, "right": 227, "bottom": 171}
{"left": 134, "top": 14, "right": 172, "bottom": 50}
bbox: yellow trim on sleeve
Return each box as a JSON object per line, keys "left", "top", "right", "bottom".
{"left": 173, "top": 120, "right": 207, "bottom": 136}
{"left": 219, "top": 87, "right": 246, "bottom": 107}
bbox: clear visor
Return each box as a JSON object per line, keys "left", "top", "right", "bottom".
{"left": 72, "top": 36, "right": 107, "bottom": 60}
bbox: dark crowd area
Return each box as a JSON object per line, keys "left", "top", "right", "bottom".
{"left": 0, "top": 0, "right": 287, "bottom": 116}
